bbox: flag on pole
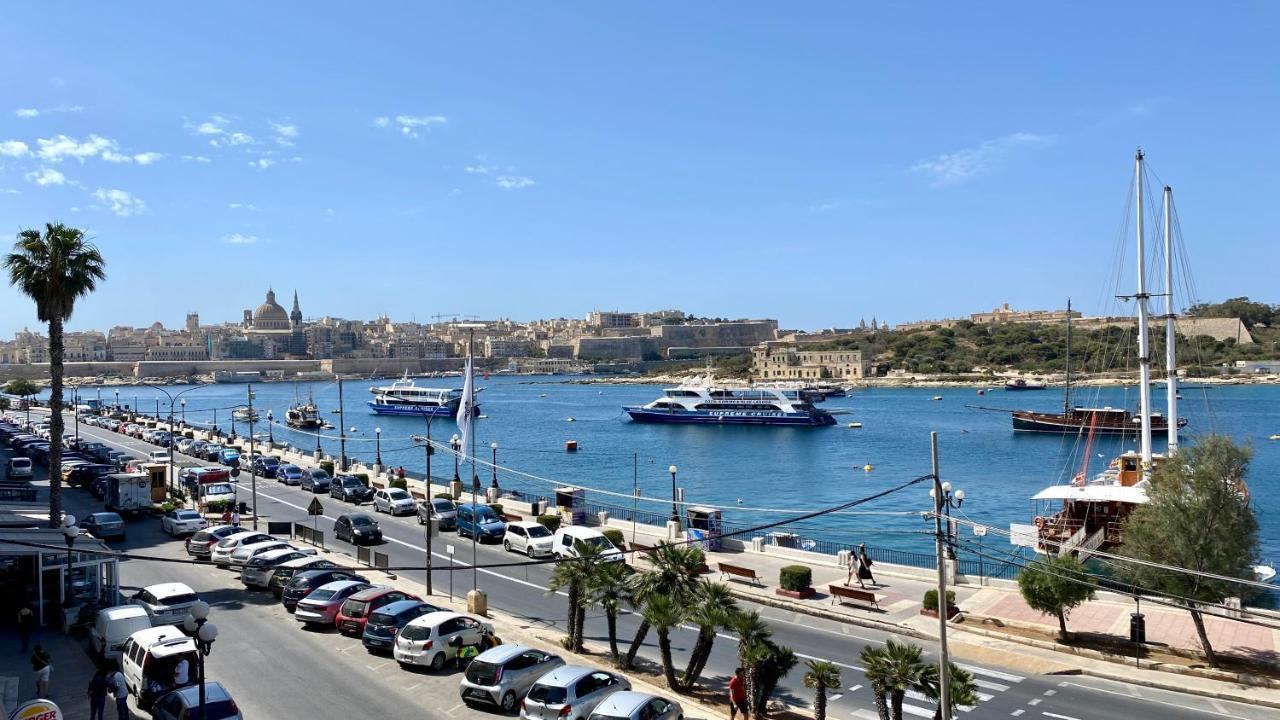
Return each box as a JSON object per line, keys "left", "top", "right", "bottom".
{"left": 456, "top": 354, "right": 475, "bottom": 461}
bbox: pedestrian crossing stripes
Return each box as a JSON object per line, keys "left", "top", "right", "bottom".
{"left": 843, "top": 663, "right": 1026, "bottom": 719}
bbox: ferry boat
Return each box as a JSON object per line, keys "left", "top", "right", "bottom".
{"left": 213, "top": 370, "right": 262, "bottom": 384}
{"left": 367, "top": 375, "right": 470, "bottom": 417}
{"left": 285, "top": 401, "right": 322, "bottom": 429}
{"left": 231, "top": 407, "right": 259, "bottom": 423}
{"left": 624, "top": 382, "right": 836, "bottom": 426}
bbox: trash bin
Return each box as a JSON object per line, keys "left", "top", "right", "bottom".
{"left": 1129, "top": 612, "right": 1146, "bottom": 644}
{"left": 238, "top": 501, "right": 249, "bottom": 515}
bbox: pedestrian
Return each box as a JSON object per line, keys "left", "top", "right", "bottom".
{"left": 221, "top": 507, "right": 232, "bottom": 525}
{"left": 88, "top": 667, "right": 109, "bottom": 720}
{"left": 173, "top": 656, "right": 190, "bottom": 687}
{"left": 30, "top": 644, "right": 51, "bottom": 698}
{"left": 17, "top": 604, "right": 36, "bottom": 653}
{"left": 230, "top": 510, "right": 240, "bottom": 527}
{"left": 728, "top": 666, "right": 748, "bottom": 720}
{"left": 397, "top": 466, "right": 405, "bottom": 480}
{"left": 856, "top": 543, "right": 875, "bottom": 588}
{"left": 109, "top": 668, "right": 129, "bottom": 720}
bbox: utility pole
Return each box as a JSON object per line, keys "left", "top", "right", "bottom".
{"left": 931, "top": 431, "right": 952, "bottom": 720}
{"left": 337, "top": 377, "right": 347, "bottom": 471}
{"left": 248, "top": 385, "right": 258, "bottom": 530}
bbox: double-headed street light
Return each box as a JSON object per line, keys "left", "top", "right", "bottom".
{"left": 183, "top": 600, "right": 219, "bottom": 720}
{"left": 668, "top": 465, "right": 680, "bottom": 527}
{"left": 490, "top": 442, "right": 499, "bottom": 489}
{"left": 375, "top": 427, "right": 383, "bottom": 467}
{"left": 180, "top": 398, "right": 186, "bottom": 425}
{"left": 450, "top": 434, "right": 461, "bottom": 482}
{"left": 60, "top": 515, "right": 78, "bottom": 607}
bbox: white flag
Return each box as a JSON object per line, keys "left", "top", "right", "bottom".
{"left": 456, "top": 354, "right": 474, "bottom": 461}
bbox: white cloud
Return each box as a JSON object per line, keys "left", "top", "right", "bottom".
{"left": 25, "top": 167, "right": 66, "bottom": 186}
{"left": 49, "top": 77, "right": 65, "bottom": 88}
{"left": 496, "top": 175, "right": 535, "bottom": 189}
{"left": 101, "top": 150, "right": 130, "bottom": 163}
{"left": 228, "top": 202, "right": 258, "bottom": 211}
{"left": 92, "top": 187, "right": 145, "bottom": 216}
{"left": 373, "top": 117, "right": 389, "bottom": 127}
{"left": 225, "top": 132, "right": 253, "bottom": 146}
{"left": 102, "top": 148, "right": 164, "bottom": 165}
{"left": 375, "top": 114, "right": 447, "bottom": 138}
{"left": 180, "top": 155, "right": 212, "bottom": 163}
{"left": 190, "top": 114, "right": 231, "bottom": 136}
{"left": 0, "top": 188, "right": 20, "bottom": 195}
{"left": 36, "top": 134, "right": 116, "bottom": 163}
{"left": 464, "top": 164, "right": 492, "bottom": 175}
{"left": 911, "top": 133, "right": 1055, "bottom": 186}
{"left": 249, "top": 158, "right": 275, "bottom": 170}
{"left": 195, "top": 121, "right": 224, "bottom": 135}
{"left": 133, "top": 152, "right": 163, "bottom": 165}
{"left": 809, "top": 200, "right": 846, "bottom": 213}
{"left": 15, "top": 108, "right": 39, "bottom": 118}
{"left": 0, "top": 140, "right": 30, "bottom": 158}
{"left": 222, "top": 233, "right": 259, "bottom": 245}
{"left": 324, "top": 207, "right": 335, "bottom": 216}
{"left": 271, "top": 123, "right": 298, "bottom": 147}
{"left": 14, "top": 104, "right": 82, "bottom": 119}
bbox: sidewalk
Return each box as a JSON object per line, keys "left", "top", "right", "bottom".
{"left": 0, "top": 626, "right": 97, "bottom": 718}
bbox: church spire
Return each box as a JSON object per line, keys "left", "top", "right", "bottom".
{"left": 290, "top": 290, "right": 303, "bottom": 328}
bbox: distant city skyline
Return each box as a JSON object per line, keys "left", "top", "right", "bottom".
{"left": 3, "top": 4, "right": 1279, "bottom": 336}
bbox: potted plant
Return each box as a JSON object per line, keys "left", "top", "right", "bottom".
{"left": 602, "top": 527, "right": 625, "bottom": 550}
{"left": 536, "top": 514, "right": 562, "bottom": 532}
{"left": 920, "top": 589, "right": 959, "bottom": 619}
{"left": 777, "top": 565, "right": 816, "bottom": 599}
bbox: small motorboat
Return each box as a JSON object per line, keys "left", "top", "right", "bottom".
{"left": 1270, "top": 434, "right": 1280, "bottom": 441}
{"left": 931, "top": 396, "right": 943, "bottom": 401}
{"left": 1256, "top": 564, "right": 1277, "bottom": 583}
{"left": 847, "top": 422, "right": 862, "bottom": 428}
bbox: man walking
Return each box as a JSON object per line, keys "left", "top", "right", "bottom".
{"left": 88, "top": 667, "right": 109, "bottom": 720}
{"left": 30, "top": 644, "right": 51, "bottom": 698}
{"left": 17, "top": 605, "right": 35, "bottom": 653}
{"left": 109, "top": 667, "right": 129, "bottom": 720}
{"left": 728, "top": 666, "right": 748, "bottom": 720}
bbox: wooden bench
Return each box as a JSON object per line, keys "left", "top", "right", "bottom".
{"left": 409, "top": 490, "right": 426, "bottom": 502}
{"left": 500, "top": 513, "right": 523, "bottom": 522}
{"left": 828, "top": 584, "right": 881, "bottom": 610}
{"left": 718, "top": 562, "right": 762, "bottom": 586}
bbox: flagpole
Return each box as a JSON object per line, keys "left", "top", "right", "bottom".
{"left": 469, "top": 326, "right": 478, "bottom": 592}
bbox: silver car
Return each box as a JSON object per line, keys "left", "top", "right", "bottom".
{"left": 588, "top": 692, "right": 683, "bottom": 720}
{"left": 521, "top": 666, "right": 630, "bottom": 720}
{"left": 460, "top": 644, "right": 565, "bottom": 713}
{"left": 374, "top": 488, "right": 416, "bottom": 515}
{"left": 151, "top": 681, "right": 242, "bottom": 720}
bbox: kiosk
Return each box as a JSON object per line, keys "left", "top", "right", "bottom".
{"left": 686, "top": 506, "right": 723, "bottom": 551}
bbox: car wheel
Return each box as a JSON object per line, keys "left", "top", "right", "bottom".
{"left": 503, "top": 540, "right": 511, "bottom": 551}
{"left": 501, "top": 691, "right": 518, "bottom": 714}
{"left": 527, "top": 546, "right": 536, "bottom": 558}
{"left": 429, "top": 652, "right": 445, "bottom": 671}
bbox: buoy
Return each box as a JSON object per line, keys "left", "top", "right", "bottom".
{"left": 1270, "top": 434, "right": 1280, "bottom": 441}
{"left": 478, "top": 414, "right": 489, "bottom": 419}
{"left": 847, "top": 422, "right": 863, "bottom": 428}
{"left": 567, "top": 417, "right": 575, "bottom": 422}
{"left": 565, "top": 440, "right": 578, "bottom": 452}
{"left": 863, "top": 464, "right": 873, "bottom": 472}
{"left": 932, "top": 395, "right": 942, "bottom": 401}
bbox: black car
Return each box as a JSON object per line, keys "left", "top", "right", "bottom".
{"left": 253, "top": 456, "right": 281, "bottom": 476}
{"left": 334, "top": 513, "right": 382, "bottom": 545}
{"left": 268, "top": 559, "right": 338, "bottom": 596}
{"left": 361, "top": 600, "right": 441, "bottom": 653}
{"left": 329, "top": 475, "right": 374, "bottom": 503}
{"left": 66, "top": 463, "right": 117, "bottom": 487}
{"left": 300, "top": 469, "right": 331, "bottom": 493}
{"left": 90, "top": 476, "right": 110, "bottom": 500}
{"left": 281, "top": 569, "right": 369, "bottom": 612}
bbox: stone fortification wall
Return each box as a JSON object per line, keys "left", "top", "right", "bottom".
{"left": 0, "top": 361, "right": 136, "bottom": 381}
{"left": 135, "top": 359, "right": 323, "bottom": 377}
{"left": 650, "top": 321, "right": 778, "bottom": 351}
{"left": 574, "top": 336, "right": 659, "bottom": 360}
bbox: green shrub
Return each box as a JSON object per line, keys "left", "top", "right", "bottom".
{"left": 922, "top": 589, "right": 957, "bottom": 612}
{"left": 354, "top": 473, "right": 369, "bottom": 483}
{"left": 390, "top": 477, "right": 408, "bottom": 490}
{"left": 488, "top": 503, "right": 504, "bottom": 517}
{"left": 183, "top": 430, "right": 194, "bottom": 439}
{"left": 434, "top": 492, "right": 453, "bottom": 500}
{"left": 320, "top": 460, "right": 335, "bottom": 476}
{"left": 537, "top": 514, "right": 562, "bottom": 532}
{"left": 160, "top": 501, "right": 177, "bottom": 513}
{"left": 206, "top": 499, "right": 231, "bottom": 513}
{"left": 602, "top": 528, "right": 625, "bottom": 548}
{"left": 779, "top": 565, "right": 812, "bottom": 592}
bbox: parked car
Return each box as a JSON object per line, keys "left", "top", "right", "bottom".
{"left": 229, "top": 540, "right": 310, "bottom": 568}
{"left": 301, "top": 468, "right": 331, "bottom": 493}
{"left": 151, "top": 681, "right": 242, "bottom": 720}
{"left": 189, "top": 440, "right": 208, "bottom": 457}
{"left": 460, "top": 644, "right": 566, "bottom": 713}
{"left": 219, "top": 448, "right": 240, "bottom": 466}
{"left": 241, "top": 548, "right": 315, "bottom": 589}
{"left": 253, "top": 456, "right": 281, "bottom": 476}
{"left": 281, "top": 568, "right": 369, "bottom": 611}
{"left": 89, "top": 604, "right": 152, "bottom": 661}
{"left": 520, "top": 666, "right": 631, "bottom": 720}
{"left": 80, "top": 512, "right": 127, "bottom": 540}
{"left": 276, "top": 464, "right": 304, "bottom": 485}
{"left": 210, "top": 531, "right": 275, "bottom": 567}
{"left": 394, "top": 611, "right": 494, "bottom": 670}
{"left": 203, "top": 444, "right": 225, "bottom": 462}
{"left": 267, "top": 556, "right": 338, "bottom": 596}
{"left": 361, "top": 600, "right": 440, "bottom": 653}
{"left": 185, "top": 524, "right": 247, "bottom": 559}
{"left": 149, "top": 449, "right": 171, "bottom": 464}
{"left": 373, "top": 487, "right": 416, "bottom": 516}
{"left": 5, "top": 456, "right": 32, "bottom": 480}
{"left": 504, "top": 521, "right": 555, "bottom": 558}
{"left": 175, "top": 438, "right": 196, "bottom": 455}
{"left": 418, "top": 497, "right": 458, "bottom": 530}
{"left": 336, "top": 586, "right": 420, "bottom": 636}
{"left": 294, "top": 580, "right": 375, "bottom": 626}
{"left": 91, "top": 476, "right": 110, "bottom": 500}
{"left": 457, "top": 503, "right": 506, "bottom": 543}
{"left": 334, "top": 513, "right": 383, "bottom": 545}
{"left": 65, "top": 463, "right": 116, "bottom": 487}
{"left": 161, "top": 509, "right": 209, "bottom": 536}
{"left": 119, "top": 626, "right": 199, "bottom": 710}
{"left": 130, "top": 582, "right": 200, "bottom": 626}
{"left": 587, "top": 692, "right": 683, "bottom": 720}
{"left": 330, "top": 474, "right": 374, "bottom": 503}
{"left": 552, "top": 527, "right": 624, "bottom": 563}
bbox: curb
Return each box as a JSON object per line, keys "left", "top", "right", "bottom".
{"left": 725, "top": 588, "right": 928, "bottom": 641}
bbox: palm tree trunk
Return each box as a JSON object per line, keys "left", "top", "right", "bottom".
{"left": 624, "top": 619, "right": 650, "bottom": 669}
{"left": 814, "top": 685, "right": 827, "bottom": 720}
{"left": 1188, "top": 606, "right": 1218, "bottom": 668}
{"left": 745, "top": 666, "right": 761, "bottom": 719}
{"left": 872, "top": 689, "right": 889, "bottom": 720}
{"left": 656, "top": 628, "right": 678, "bottom": 690}
{"left": 47, "top": 316, "right": 64, "bottom": 528}
{"left": 605, "top": 609, "right": 619, "bottom": 661}
{"left": 890, "top": 689, "right": 905, "bottom": 720}
{"left": 566, "top": 584, "right": 579, "bottom": 647}
{"left": 1056, "top": 609, "right": 1069, "bottom": 641}
{"left": 681, "top": 630, "right": 710, "bottom": 687}
{"left": 573, "top": 598, "right": 586, "bottom": 652}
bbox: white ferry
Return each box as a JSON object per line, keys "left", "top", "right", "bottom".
{"left": 367, "top": 375, "right": 471, "bottom": 417}
{"left": 624, "top": 382, "right": 836, "bottom": 427}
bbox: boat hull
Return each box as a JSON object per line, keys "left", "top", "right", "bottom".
{"left": 624, "top": 407, "right": 836, "bottom": 427}
{"left": 1012, "top": 410, "right": 1186, "bottom": 435}
{"left": 367, "top": 401, "right": 468, "bottom": 417}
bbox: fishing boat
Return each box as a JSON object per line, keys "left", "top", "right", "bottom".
{"left": 285, "top": 400, "right": 322, "bottom": 429}
{"left": 367, "top": 373, "right": 474, "bottom": 417}
{"left": 231, "top": 407, "right": 259, "bottom": 422}
{"left": 624, "top": 378, "right": 836, "bottom": 426}
{"left": 1004, "top": 378, "right": 1048, "bottom": 391}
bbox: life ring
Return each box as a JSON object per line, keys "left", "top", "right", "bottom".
{"left": 1071, "top": 472, "right": 1085, "bottom": 487}
{"left": 1034, "top": 516, "right": 1046, "bottom": 529}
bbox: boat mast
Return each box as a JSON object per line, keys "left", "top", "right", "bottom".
{"left": 1163, "top": 185, "right": 1179, "bottom": 452}
{"left": 1063, "top": 298, "right": 1072, "bottom": 414}
{"left": 1134, "top": 149, "right": 1154, "bottom": 469}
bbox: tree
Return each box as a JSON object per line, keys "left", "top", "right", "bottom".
{"left": 587, "top": 559, "right": 632, "bottom": 662}
{"left": 3, "top": 379, "right": 39, "bottom": 398}
{"left": 1016, "top": 554, "right": 1096, "bottom": 640}
{"left": 732, "top": 610, "right": 796, "bottom": 718}
{"left": 641, "top": 593, "right": 685, "bottom": 690}
{"left": 623, "top": 542, "right": 704, "bottom": 669}
{"left": 921, "top": 662, "right": 979, "bottom": 720}
{"left": 860, "top": 640, "right": 932, "bottom": 720}
{"left": 5, "top": 224, "right": 106, "bottom": 528}
{"left": 1117, "top": 435, "right": 1259, "bottom": 667}
{"left": 547, "top": 540, "right": 602, "bottom": 651}
{"left": 803, "top": 660, "right": 842, "bottom": 720}
{"left": 681, "top": 580, "right": 737, "bottom": 689}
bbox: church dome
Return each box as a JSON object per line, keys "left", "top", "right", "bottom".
{"left": 253, "top": 289, "right": 291, "bottom": 330}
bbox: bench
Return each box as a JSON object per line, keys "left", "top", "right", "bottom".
{"left": 628, "top": 541, "right": 658, "bottom": 557}
{"left": 828, "top": 584, "right": 881, "bottom": 610}
{"left": 409, "top": 489, "right": 426, "bottom": 502}
{"left": 719, "top": 562, "right": 762, "bottom": 586}
{"left": 500, "top": 513, "right": 523, "bottom": 522}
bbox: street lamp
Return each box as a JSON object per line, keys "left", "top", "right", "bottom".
{"left": 60, "top": 515, "right": 78, "bottom": 607}
{"left": 375, "top": 427, "right": 382, "bottom": 467}
{"left": 180, "top": 398, "right": 186, "bottom": 425}
{"left": 183, "top": 600, "right": 218, "bottom": 720}
{"left": 266, "top": 410, "right": 274, "bottom": 445}
{"left": 928, "top": 481, "right": 965, "bottom": 560}
{"left": 113, "top": 390, "right": 118, "bottom": 412}
{"left": 490, "top": 442, "right": 499, "bottom": 489}
{"left": 668, "top": 465, "right": 680, "bottom": 526}
{"left": 451, "top": 434, "right": 460, "bottom": 482}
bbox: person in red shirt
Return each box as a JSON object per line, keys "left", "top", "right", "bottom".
{"left": 728, "top": 666, "right": 748, "bottom": 719}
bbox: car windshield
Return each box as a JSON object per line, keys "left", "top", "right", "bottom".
{"left": 526, "top": 525, "right": 552, "bottom": 538}
{"left": 204, "top": 483, "right": 233, "bottom": 495}
{"left": 586, "top": 536, "right": 614, "bottom": 550}
{"left": 342, "top": 477, "right": 363, "bottom": 487}
{"left": 307, "top": 588, "right": 336, "bottom": 602}
{"left": 367, "top": 611, "right": 395, "bottom": 626}
{"left": 158, "top": 592, "right": 197, "bottom": 605}
{"left": 387, "top": 489, "right": 409, "bottom": 501}
{"left": 528, "top": 684, "right": 568, "bottom": 704}
{"left": 176, "top": 511, "right": 201, "bottom": 520}
{"left": 399, "top": 624, "right": 432, "bottom": 641}
{"left": 350, "top": 516, "right": 374, "bottom": 526}
{"left": 311, "top": 470, "right": 329, "bottom": 479}
{"left": 432, "top": 500, "right": 454, "bottom": 512}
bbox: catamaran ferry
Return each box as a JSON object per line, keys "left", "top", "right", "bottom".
{"left": 624, "top": 383, "right": 836, "bottom": 426}
{"left": 368, "top": 376, "right": 470, "bottom": 417}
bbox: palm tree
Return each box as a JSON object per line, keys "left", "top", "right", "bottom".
{"left": 921, "top": 663, "right": 979, "bottom": 720}
{"left": 547, "top": 540, "right": 602, "bottom": 651}
{"left": 682, "top": 580, "right": 737, "bottom": 689}
{"left": 623, "top": 542, "right": 704, "bottom": 668}
{"left": 642, "top": 592, "right": 686, "bottom": 690}
{"left": 860, "top": 640, "right": 932, "bottom": 720}
{"left": 5, "top": 224, "right": 105, "bottom": 528}
{"left": 803, "top": 660, "right": 842, "bottom": 720}
{"left": 587, "top": 559, "right": 632, "bottom": 662}
{"left": 859, "top": 645, "right": 891, "bottom": 720}
{"left": 732, "top": 609, "right": 795, "bottom": 717}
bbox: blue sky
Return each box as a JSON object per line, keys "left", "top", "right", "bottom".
{"left": 2, "top": 3, "right": 1277, "bottom": 336}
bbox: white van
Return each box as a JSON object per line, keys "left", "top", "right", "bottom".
{"left": 90, "top": 605, "right": 153, "bottom": 661}
{"left": 119, "top": 626, "right": 199, "bottom": 709}
{"left": 551, "top": 527, "right": 624, "bottom": 563}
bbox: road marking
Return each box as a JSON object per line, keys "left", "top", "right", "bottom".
{"left": 828, "top": 694, "right": 843, "bottom": 702}
{"left": 900, "top": 703, "right": 934, "bottom": 718}
{"left": 906, "top": 690, "right": 976, "bottom": 711}
{"left": 1028, "top": 699, "right": 1041, "bottom": 706}
{"left": 1057, "top": 682, "right": 1251, "bottom": 719}
{"left": 795, "top": 651, "right": 863, "bottom": 673}
{"left": 1010, "top": 711, "right": 1024, "bottom": 717}
{"left": 1043, "top": 689, "right": 1056, "bottom": 696}
{"left": 974, "top": 679, "right": 1009, "bottom": 692}
{"left": 848, "top": 685, "right": 862, "bottom": 693}
{"left": 956, "top": 663, "right": 1024, "bottom": 683}
{"left": 1042, "top": 713, "right": 1081, "bottom": 720}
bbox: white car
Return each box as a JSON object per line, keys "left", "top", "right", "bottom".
{"left": 149, "top": 449, "right": 171, "bottom": 463}
{"left": 521, "top": 666, "right": 631, "bottom": 720}
{"left": 373, "top": 488, "right": 416, "bottom": 516}
{"left": 210, "top": 531, "right": 275, "bottom": 567}
{"left": 130, "top": 583, "right": 200, "bottom": 626}
{"left": 160, "top": 509, "right": 208, "bottom": 536}
{"left": 587, "top": 692, "right": 683, "bottom": 720}
{"left": 241, "top": 548, "right": 316, "bottom": 588}
{"left": 228, "top": 539, "right": 308, "bottom": 568}
{"left": 5, "top": 457, "right": 33, "bottom": 480}
{"left": 394, "top": 611, "right": 493, "bottom": 670}
{"left": 503, "top": 521, "right": 555, "bottom": 558}
{"left": 552, "top": 527, "right": 625, "bottom": 563}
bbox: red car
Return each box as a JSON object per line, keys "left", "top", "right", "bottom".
{"left": 335, "top": 587, "right": 419, "bottom": 636}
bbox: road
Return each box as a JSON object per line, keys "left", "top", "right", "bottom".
{"left": 42, "top": 414, "right": 1280, "bottom": 720}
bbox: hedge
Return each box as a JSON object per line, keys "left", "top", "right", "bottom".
{"left": 922, "top": 589, "right": 957, "bottom": 612}
{"left": 206, "top": 499, "right": 232, "bottom": 513}
{"left": 389, "top": 477, "right": 408, "bottom": 490}
{"left": 779, "top": 565, "right": 812, "bottom": 592}
{"left": 488, "top": 503, "right": 504, "bottom": 517}
{"left": 354, "top": 473, "right": 369, "bottom": 483}
{"left": 434, "top": 493, "right": 453, "bottom": 500}
{"left": 536, "top": 515, "right": 562, "bottom": 532}
{"left": 320, "top": 461, "right": 335, "bottom": 476}
{"left": 602, "top": 528, "right": 625, "bottom": 548}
